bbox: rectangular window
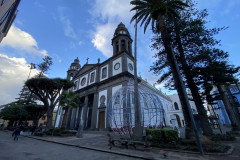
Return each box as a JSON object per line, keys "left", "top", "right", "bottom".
{"left": 90, "top": 72, "right": 95, "bottom": 83}
{"left": 102, "top": 67, "right": 107, "bottom": 79}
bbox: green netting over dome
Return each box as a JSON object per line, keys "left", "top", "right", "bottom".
{"left": 107, "top": 84, "right": 165, "bottom": 138}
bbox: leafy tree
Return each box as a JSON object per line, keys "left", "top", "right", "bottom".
{"left": 0, "top": 102, "right": 27, "bottom": 125}
{"left": 130, "top": 0, "right": 195, "bottom": 138}
{"left": 59, "top": 91, "right": 80, "bottom": 129}
{"left": 150, "top": 1, "right": 240, "bottom": 134}
{"left": 25, "top": 78, "right": 74, "bottom": 130}
{"left": 203, "top": 60, "right": 240, "bottom": 129}
{"left": 24, "top": 103, "right": 47, "bottom": 127}
{"left": 37, "top": 56, "right": 53, "bottom": 78}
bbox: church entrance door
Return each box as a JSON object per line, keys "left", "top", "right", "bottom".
{"left": 98, "top": 111, "right": 105, "bottom": 129}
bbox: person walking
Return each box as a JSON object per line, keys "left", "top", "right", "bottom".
{"left": 12, "top": 126, "right": 20, "bottom": 141}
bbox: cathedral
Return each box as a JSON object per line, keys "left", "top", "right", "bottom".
{"left": 58, "top": 23, "right": 174, "bottom": 131}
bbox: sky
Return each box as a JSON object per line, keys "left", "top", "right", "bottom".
{"left": 0, "top": 0, "right": 240, "bottom": 105}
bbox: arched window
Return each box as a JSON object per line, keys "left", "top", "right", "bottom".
{"left": 174, "top": 102, "right": 179, "bottom": 110}
{"left": 128, "top": 41, "right": 131, "bottom": 53}
{"left": 121, "top": 39, "right": 125, "bottom": 51}
{"left": 116, "top": 41, "right": 119, "bottom": 53}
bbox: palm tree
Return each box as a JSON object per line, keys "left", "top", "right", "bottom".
{"left": 59, "top": 91, "right": 80, "bottom": 129}
{"left": 130, "top": 0, "right": 204, "bottom": 154}
{"left": 131, "top": 0, "right": 202, "bottom": 137}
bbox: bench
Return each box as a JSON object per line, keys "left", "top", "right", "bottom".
{"left": 34, "top": 131, "right": 44, "bottom": 136}
{"left": 107, "top": 133, "right": 152, "bottom": 149}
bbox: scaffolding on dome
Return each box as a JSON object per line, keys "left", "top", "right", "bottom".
{"left": 107, "top": 83, "right": 165, "bottom": 139}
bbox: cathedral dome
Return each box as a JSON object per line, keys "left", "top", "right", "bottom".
{"left": 113, "top": 22, "right": 131, "bottom": 39}
{"left": 70, "top": 57, "right": 81, "bottom": 70}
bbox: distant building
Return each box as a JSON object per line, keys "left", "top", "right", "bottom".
{"left": 168, "top": 94, "right": 199, "bottom": 128}
{"left": 0, "top": 0, "right": 21, "bottom": 43}
{"left": 0, "top": 105, "right": 8, "bottom": 127}
{"left": 209, "top": 83, "right": 240, "bottom": 126}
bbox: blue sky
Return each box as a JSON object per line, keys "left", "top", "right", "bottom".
{"left": 0, "top": 0, "right": 240, "bottom": 105}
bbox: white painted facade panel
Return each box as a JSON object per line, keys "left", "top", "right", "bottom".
{"left": 78, "top": 74, "right": 88, "bottom": 89}
{"left": 98, "top": 89, "right": 107, "bottom": 108}
{"left": 73, "top": 79, "right": 79, "bottom": 91}
{"left": 112, "top": 84, "right": 122, "bottom": 96}
{"left": 127, "top": 58, "right": 134, "bottom": 75}
{"left": 112, "top": 57, "right": 122, "bottom": 76}
{"left": 100, "top": 64, "right": 108, "bottom": 81}
{"left": 88, "top": 70, "right": 96, "bottom": 85}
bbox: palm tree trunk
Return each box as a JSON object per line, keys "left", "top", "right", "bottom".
{"left": 61, "top": 107, "right": 69, "bottom": 129}
{"left": 217, "top": 85, "right": 240, "bottom": 129}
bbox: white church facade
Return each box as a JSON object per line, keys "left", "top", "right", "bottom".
{"left": 55, "top": 23, "right": 185, "bottom": 131}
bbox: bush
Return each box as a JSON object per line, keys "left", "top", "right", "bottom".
{"left": 146, "top": 129, "right": 178, "bottom": 144}
{"left": 62, "top": 130, "right": 70, "bottom": 134}
{"left": 211, "top": 133, "right": 236, "bottom": 141}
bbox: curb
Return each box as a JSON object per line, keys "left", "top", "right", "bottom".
{"left": 23, "top": 135, "right": 155, "bottom": 160}
{"left": 23, "top": 135, "right": 234, "bottom": 158}
{"left": 151, "top": 145, "right": 234, "bottom": 156}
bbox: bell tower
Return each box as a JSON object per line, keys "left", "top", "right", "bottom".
{"left": 112, "top": 22, "right": 133, "bottom": 57}
{"left": 67, "top": 57, "right": 81, "bottom": 80}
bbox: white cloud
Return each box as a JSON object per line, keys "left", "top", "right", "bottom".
{"left": 91, "top": 23, "right": 115, "bottom": 57}
{"left": 1, "top": 25, "right": 47, "bottom": 56}
{"left": 58, "top": 7, "right": 77, "bottom": 39}
{"left": 90, "top": 0, "right": 133, "bottom": 22}
{"left": 90, "top": 0, "right": 134, "bottom": 57}
{"left": 0, "top": 54, "right": 40, "bottom": 105}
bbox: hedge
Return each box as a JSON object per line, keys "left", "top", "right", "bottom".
{"left": 146, "top": 129, "right": 178, "bottom": 143}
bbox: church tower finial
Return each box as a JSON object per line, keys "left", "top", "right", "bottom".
{"left": 112, "top": 22, "right": 133, "bottom": 57}
{"left": 67, "top": 57, "right": 81, "bottom": 80}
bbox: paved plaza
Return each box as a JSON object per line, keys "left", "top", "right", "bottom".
{"left": 0, "top": 130, "right": 240, "bottom": 160}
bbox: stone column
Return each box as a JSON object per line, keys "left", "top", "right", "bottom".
{"left": 106, "top": 87, "right": 112, "bottom": 129}
{"left": 66, "top": 108, "right": 72, "bottom": 129}
{"left": 82, "top": 95, "right": 89, "bottom": 129}
{"left": 70, "top": 108, "right": 77, "bottom": 129}
{"left": 126, "top": 39, "right": 128, "bottom": 52}
{"left": 118, "top": 39, "right": 121, "bottom": 52}
{"left": 113, "top": 41, "right": 116, "bottom": 56}
{"left": 74, "top": 106, "right": 81, "bottom": 129}
{"left": 91, "top": 92, "right": 99, "bottom": 129}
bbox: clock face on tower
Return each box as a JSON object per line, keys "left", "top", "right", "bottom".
{"left": 128, "top": 63, "right": 133, "bottom": 71}
{"left": 114, "top": 63, "right": 120, "bottom": 70}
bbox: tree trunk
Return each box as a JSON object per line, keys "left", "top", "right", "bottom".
{"left": 61, "top": 107, "right": 69, "bottom": 130}
{"left": 46, "top": 105, "right": 54, "bottom": 131}
{"left": 187, "top": 77, "right": 213, "bottom": 136}
{"left": 33, "top": 116, "right": 39, "bottom": 127}
{"left": 175, "top": 23, "right": 213, "bottom": 137}
{"left": 157, "top": 15, "right": 193, "bottom": 138}
{"left": 217, "top": 85, "right": 240, "bottom": 129}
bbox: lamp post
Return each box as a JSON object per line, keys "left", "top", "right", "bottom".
{"left": 133, "top": 16, "right": 143, "bottom": 139}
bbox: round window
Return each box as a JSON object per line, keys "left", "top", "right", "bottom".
{"left": 100, "top": 95, "right": 106, "bottom": 104}
{"left": 114, "top": 63, "right": 120, "bottom": 70}
{"left": 81, "top": 77, "right": 86, "bottom": 86}
{"left": 128, "top": 63, "right": 133, "bottom": 71}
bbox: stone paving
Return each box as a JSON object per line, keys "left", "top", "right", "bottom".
{"left": 23, "top": 131, "right": 240, "bottom": 160}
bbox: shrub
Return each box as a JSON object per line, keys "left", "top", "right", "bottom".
{"left": 211, "top": 133, "right": 236, "bottom": 141}
{"left": 146, "top": 129, "right": 178, "bottom": 144}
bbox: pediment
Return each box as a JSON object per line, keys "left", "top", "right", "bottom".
{"left": 74, "top": 64, "right": 96, "bottom": 78}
